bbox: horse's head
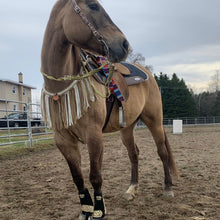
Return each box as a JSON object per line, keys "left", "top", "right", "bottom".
{"left": 62, "top": 0, "right": 129, "bottom": 62}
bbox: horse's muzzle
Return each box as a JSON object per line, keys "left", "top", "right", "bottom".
{"left": 108, "top": 38, "right": 129, "bottom": 63}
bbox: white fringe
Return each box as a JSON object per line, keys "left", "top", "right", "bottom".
{"left": 45, "top": 95, "right": 52, "bottom": 127}
{"left": 80, "top": 80, "right": 89, "bottom": 110}
{"left": 74, "top": 84, "right": 82, "bottom": 119}
{"left": 67, "top": 91, "right": 73, "bottom": 125}
{"left": 65, "top": 93, "right": 69, "bottom": 126}
{"left": 85, "top": 78, "right": 95, "bottom": 102}
{"left": 41, "top": 90, "right": 44, "bottom": 119}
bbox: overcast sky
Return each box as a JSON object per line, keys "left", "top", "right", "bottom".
{"left": 0, "top": 0, "right": 220, "bottom": 99}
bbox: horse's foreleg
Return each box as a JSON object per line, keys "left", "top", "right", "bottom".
{"left": 54, "top": 131, "right": 93, "bottom": 220}
{"left": 120, "top": 124, "right": 139, "bottom": 201}
{"left": 87, "top": 131, "right": 106, "bottom": 219}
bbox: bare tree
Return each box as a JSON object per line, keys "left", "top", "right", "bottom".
{"left": 126, "top": 48, "right": 146, "bottom": 66}
{"left": 145, "top": 65, "right": 154, "bottom": 73}
{"left": 126, "top": 48, "right": 154, "bottom": 73}
{"left": 209, "top": 70, "right": 220, "bottom": 92}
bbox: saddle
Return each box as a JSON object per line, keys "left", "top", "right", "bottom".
{"left": 81, "top": 51, "right": 148, "bottom": 101}
{"left": 114, "top": 62, "right": 148, "bottom": 85}
{"left": 98, "top": 62, "right": 148, "bottom": 130}
{"left": 94, "top": 62, "right": 148, "bottom": 102}
{"left": 81, "top": 51, "right": 148, "bottom": 129}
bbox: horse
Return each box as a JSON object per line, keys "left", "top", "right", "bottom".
{"left": 41, "top": 0, "right": 178, "bottom": 219}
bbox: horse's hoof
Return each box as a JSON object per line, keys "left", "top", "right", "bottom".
{"left": 79, "top": 213, "right": 93, "bottom": 220}
{"left": 124, "top": 192, "right": 135, "bottom": 201}
{"left": 124, "top": 184, "right": 138, "bottom": 201}
{"left": 163, "top": 190, "right": 174, "bottom": 198}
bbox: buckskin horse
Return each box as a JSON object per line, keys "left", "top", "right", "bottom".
{"left": 41, "top": 0, "right": 178, "bottom": 219}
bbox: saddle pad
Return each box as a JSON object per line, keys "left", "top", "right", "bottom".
{"left": 97, "top": 57, "right": 125, "bottom": 101}
{"left": 120, "top": 62, "right": 148, "bottom": 85}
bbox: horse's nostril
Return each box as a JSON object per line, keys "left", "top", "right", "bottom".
{"left": 123, "top": 39, "right": 129, "bottom": 51}
{"left": 108, "top": 38, "right": 130, "bottom": 62}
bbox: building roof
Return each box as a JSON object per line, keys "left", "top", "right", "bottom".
{"left": 0, "top": 79, "right": 36, "bottom": 89}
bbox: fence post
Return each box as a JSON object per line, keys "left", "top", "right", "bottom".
{"left": 27, "top": 103, "right": 32, "bottom": 147}
{"left": 5, "top": 100, "right": 11, "bottom": 143}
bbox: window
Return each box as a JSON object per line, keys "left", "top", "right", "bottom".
{"left": 12, "top": 86, "right": 16, "bottom": 94}
{"left": 13, "top": 105, "right": 17, "bottom": 111}
{"left": 23, "top": 88, "right": 26, "bottom": 96}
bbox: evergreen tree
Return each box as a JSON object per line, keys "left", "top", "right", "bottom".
{"left": 154, "top": 73, "right": 197, "bottom": 118}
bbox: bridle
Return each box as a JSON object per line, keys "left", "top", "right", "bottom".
{"left": 41, "top": 0, "right": 114, "bottom": 99}
{"left": 71, "top": 0, "right": 109, "bottom": 57}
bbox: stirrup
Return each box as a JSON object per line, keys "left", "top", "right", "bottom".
{"left": 119, "top": 106, "right": 126, "bottom": 128}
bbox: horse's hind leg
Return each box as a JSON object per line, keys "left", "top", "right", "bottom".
{"left": 54, "top": 130, "right": 93, "bottom": 220}
{"left": 120, "top": 123, "right": 139, "bottom": 201}
{"left": 140, "top": 116, "right": 178, "bottom": 197}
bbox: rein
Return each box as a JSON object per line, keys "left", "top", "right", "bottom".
{"left": 41, "top": 53, "right": 114, "bottom": 98}
{"left": 41, "top": 60, "right": 108, "bottom": 82}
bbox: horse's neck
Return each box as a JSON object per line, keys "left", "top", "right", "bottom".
{"left": 41, "top": 31, "right": 81, "bottom": 93}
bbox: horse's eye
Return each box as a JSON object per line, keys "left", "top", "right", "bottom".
{"left": 88, "top": 3, "right": 99, "bottom": 11}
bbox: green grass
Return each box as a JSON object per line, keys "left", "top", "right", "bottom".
{"left": 0, "top": 128, "right": 53, "bottom": 143}
{"left": 0, "top": 133, "right": 55, "bottom": 160}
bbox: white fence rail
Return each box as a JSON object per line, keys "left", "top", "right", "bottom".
{"left": 0, "top": 99, "right": 53, "bottom": 146}
{"left": 137, "top": 116, "right": 220, "bottom": 128}
{"left": 1, "top": 99, "right": 220, "bottom": 146}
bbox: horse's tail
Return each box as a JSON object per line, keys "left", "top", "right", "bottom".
{"left": 164, "top": 129, "right": 179, "bottom": 178}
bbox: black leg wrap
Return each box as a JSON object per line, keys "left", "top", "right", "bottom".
{"left": 79, "top": 188, "right": 94, "bottom": 218}
{"left": 93, "top": 191, "right": 106, "bottom": 219}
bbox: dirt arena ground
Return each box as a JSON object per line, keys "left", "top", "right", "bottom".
{"left": 0, "top": 126, "right": 220, "bottom": 220}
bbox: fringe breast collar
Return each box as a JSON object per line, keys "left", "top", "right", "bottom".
{"left": 41, "top": 77, "right": 95, "bottom": 130}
